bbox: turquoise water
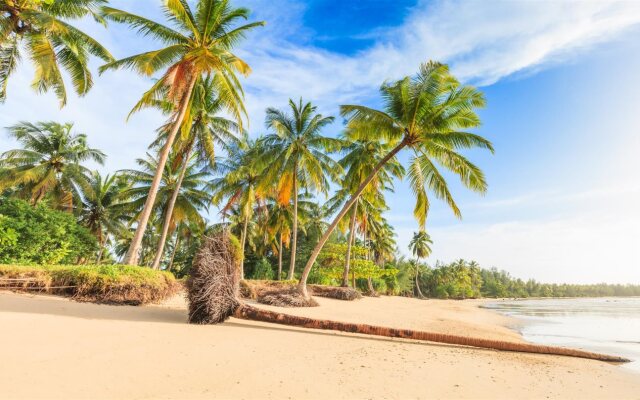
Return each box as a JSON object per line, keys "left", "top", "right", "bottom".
{"left": 485, "top": 297, "right": 640, "bottom": 373}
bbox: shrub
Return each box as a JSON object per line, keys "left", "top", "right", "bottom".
{"left": 0, "top": 198, "right": 97, "bottom": 264}
{"left": 250, "top": 257, "right": 275, "bottom": 280}
{"left": 0, "top": 264, "right": 180, "bottom": 305}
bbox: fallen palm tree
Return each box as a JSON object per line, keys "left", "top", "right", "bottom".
{"left": 187, "top": 233, "right": 630, "bottom": 363}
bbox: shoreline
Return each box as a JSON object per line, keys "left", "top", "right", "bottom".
{"left": 1, "top": 291, "right": 639, "bottom": 399}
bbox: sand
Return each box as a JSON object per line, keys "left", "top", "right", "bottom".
{"left": 1, "top": 291, "right": 639, "bottom": 399}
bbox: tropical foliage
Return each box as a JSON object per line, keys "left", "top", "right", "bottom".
{"left": 0, "top": 0, "right": 113, "bottom": 105}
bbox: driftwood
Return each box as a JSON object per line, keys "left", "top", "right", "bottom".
{"left": 187, "top": 233, "right": 630, "bottom": 363}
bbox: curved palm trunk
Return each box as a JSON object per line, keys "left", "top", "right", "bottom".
{"left": 233, "top": 304, "right": 628, "bottom": 363}
{"left": 415, "top": 263, "right": 424, "bottom": 299}
{"left": 124, "top": 76, "right": 197, "bottom": 266}
{"left": 287, "top": 165, "right": 298, "bottom": 280}
{"left": 342, "top": 201, "right": 358, "bottom": 287}
{"left": 239, "top": 214, "right": 249, "bottom": 280}
{"left": 277, "top": 233, "right": 283, "bottom": 280}
{"left": 298, "top": 139, "right": 408, "bottom": 298}
{"left": 151, "top": 144, "right": 193, "bottom": 270}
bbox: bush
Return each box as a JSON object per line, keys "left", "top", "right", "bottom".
{"left": 250, "top": 257, "right": 275, "bottom": 280}
{"left": 0, "top": 198, "right": 97, "bottom": 264}
{"left": 0, "top": 264, "right": 180, "bottom": 305}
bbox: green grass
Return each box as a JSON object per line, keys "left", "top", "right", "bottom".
{"left": 0, "top": 264, "right": 180, "bottom": 305}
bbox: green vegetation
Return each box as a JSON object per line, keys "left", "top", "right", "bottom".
{"left": 392, "top": 259, "right": 640, "bottom": 299}
{"left": 0, "top": 263, "right": 179, "bottom": 304}
{"left": 0, "top": 0, "right": 113, "bottom": 105}
{"left": 0, "top": 197, "right": 97, "bottom": 264}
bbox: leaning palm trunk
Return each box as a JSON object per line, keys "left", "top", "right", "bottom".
{"left": 188, "top": 233, "right": 629, "bottom": 364}
{"left": 277, "top": 233, "right": 283, "bottom": 280}
{"left": 151, "top": 144, "right": 193, "bottom": 270}
{"left": 124, "top": 76, "right": 197, "bottom": 266}
{"left": 298, "top": 139, "right": 408, "bottom": 298}
{"left": 288, "top": 166, "right": 298, "bottom": 280}
{"left": 239, "top": 215, "right": 249, "bottom": 280}
{"left": 342, "top": 202, "right": 358, "bottom": 287}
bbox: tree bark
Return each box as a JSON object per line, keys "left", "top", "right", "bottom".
{"left": 151, "top": 144, "right": 193, "bottom": 270}
{"left": 297, "top": 139, "right": 408, "bottom": 299}
{"left": 123, "top": 75, "right": 197, "bottom": 266}
{"left": 167, "top": 230, "right": 180, "bottom": 272}
{"left": 239, "top": 214, "right": 249, "bottom": 280}
{"left": 232, "top": 304, "right": 629, "bottom": 363}
{"left": 287, "top": 163, "right": 298, "bottom": 280}
{"left": 277, "top": 233, "right": 283, "bottom": 280}
{"left": 342, "top": 200, "right": 358, "bottom": 287}
{"left": 415, "top": 260, "right": 424, "bottom": 299}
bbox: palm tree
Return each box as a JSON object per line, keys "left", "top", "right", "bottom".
{"left": 210, "top": 139, "right": 266, "bottom": 279}
{"left": 409, "top": 231, "right": 432, "bottom": 298}
{"left": 150, "top": 76, "right": 241, "bottom": 270}
{"left": 0, "top": 0, "right": 113, "bottom": 105}
{"left": 331, "top": 133, "right": 404, "bottom": 286}
{"left": 260, "top": 99, "right": 343, "bottom": 280}
{"left": 0, "top": 121, "right": 105, "bottom": 211}
{"left": 79, "top": 171, "right": 130, "bottom": 263}
{"left": 297, "top": 61, "right": 494, "bottom": 299}
{"left": 122, "top": 152, "right": 211, "bottom": 267}
{"left": 100, "top": 0, "right": 263, "bottom": 265}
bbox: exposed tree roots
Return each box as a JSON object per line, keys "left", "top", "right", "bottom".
{"left": 187, "top": 233, "right": 630, "bottom": 363}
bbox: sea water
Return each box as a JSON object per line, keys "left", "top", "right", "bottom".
{"left": 485, "top": 297, "right": 640, "bottom": 373}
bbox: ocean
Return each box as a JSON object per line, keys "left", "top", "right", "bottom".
{"left": 485, "top": 297, "right": 640, "bottom": 373}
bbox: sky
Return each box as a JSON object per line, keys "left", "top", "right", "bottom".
{"left": 1, "top": 0, "right": 639, "bottom": 284}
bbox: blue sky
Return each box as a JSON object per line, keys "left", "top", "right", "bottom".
{"left": 1, "top": 0, "right": 639, "bottom": 283}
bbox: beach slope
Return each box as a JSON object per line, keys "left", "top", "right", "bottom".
{"left": 1, "top": 292, "right": 638, "bottom": 399}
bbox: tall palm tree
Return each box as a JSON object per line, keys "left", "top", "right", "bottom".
{"left": 150, "top": 76, "right": 241, "bottom": 270}
{"left": 260, "top": 99, "right": 343, "bottom": 280}
{"left": 79, "top": 171, "right": 130, "bottom": 263}
{"left": 0, "top": 121, "right": 105, "bottom": 211}
{"left": 100, "top": 0, "right": 263, "bottom": 265}
{"left": 210, "top": 138, "right": 266, "bottom": 279}
{"left": 409, "top": 230, "right": 432, "bottom": 298}
{"left": 297, "top": 61, "right": 494, "bottom": 299}
{"left": 122, "top": 152, "right": 211, "bottom": 267}
{"left": 0, "top": 0, "right": 113, "bottom": 105}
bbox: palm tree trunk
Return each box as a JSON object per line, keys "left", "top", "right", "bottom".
{"left": 287, "top": 163, "right": 298, "bottom": 280}
{"left": 239, "top": 214, "right": 249, "bottom": 280}
{"left": 297, "top": 139, "right": 408, "bottom": 299}
{"left": 342, "top": 201, "right": 358, "bottom": 287}
{"left": 233, "top": 304, "right": 628, "bottom": 363}
{"left": 167, "top": 230, "right": 180, "bottom": 272}
{"left": 277, "top": 233, "right": 283, "bottom": 281}
{"left": 151, "top": 144, "right": 193, "bottom": 270}
{"left": 415, "top": 259, "right": 424, "bottom": 298}
{"left": 123, "top": 76, "right": 197, "bottom": 266}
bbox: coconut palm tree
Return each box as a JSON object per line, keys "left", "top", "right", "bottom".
{"left": 79, "top": 171, "right": 130, "bottom": 263}
{"left": 0, "top": 0, "right": 113, "bottom": 105}
{"left": 100, "top": 0, "right": 263, "bottom": 265}
{"left": 122, "top": 152, "right": 211, "bottom": 267}
{"left": 259, "top": 99, "right": 343, "bottom": 280}
{"left": 297, "top": 61, "right": 494, "bottom": 299}
{"left": 409, "top": 230, "right": 432, "bottom": 298}
{"left": 150, "top": 76, "right": 241, "bottom": 270}
{"left": 331, "top": 133, "right": 404, "bottom": 286}
{"left": 0, "top": 121, "right": 105, "bottom": 211}
{"left": 210, "top": 138, "right": 266, "bottom": 279}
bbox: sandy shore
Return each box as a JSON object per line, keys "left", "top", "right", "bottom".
{"left": 1, "top": 291, "right": 639, "bottom": 399}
